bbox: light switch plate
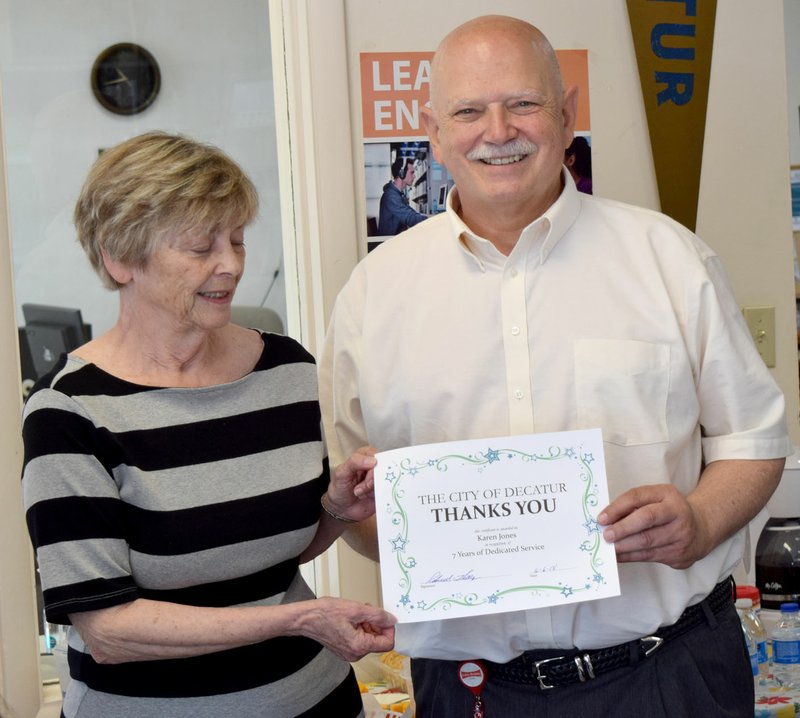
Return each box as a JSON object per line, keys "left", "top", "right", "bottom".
{"left": 743, "top": 306, "right": 776, "bottom": 367}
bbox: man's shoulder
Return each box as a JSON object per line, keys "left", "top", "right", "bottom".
{"left": 366, "top": 213, "right": 450, "bottom": 260}
{"left": 576, "top": 193, "right": 715, "bottom": 259}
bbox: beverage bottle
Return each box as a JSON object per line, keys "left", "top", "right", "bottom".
{"left": 736, "top": 598, "right": 759, "bottom": 677}
{"left": 771, "top": 602, "right": 800, "bottom": 689}
{"left": 736, "top": 598, "right": 768, "bottom": 678}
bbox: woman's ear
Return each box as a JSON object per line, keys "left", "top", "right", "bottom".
{"left": 101, "top": 249, "right": 133, "bottom": 285}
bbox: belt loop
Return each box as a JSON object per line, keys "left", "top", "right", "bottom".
{"left": 628, "top": 639, "right": 641, "bottom": 665}
{"left": 700, "top": 598, "right": 718, "bottom": 629}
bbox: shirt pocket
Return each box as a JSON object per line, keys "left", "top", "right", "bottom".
{"left": 574, "top": 339, "right": 670, "bottom": 446}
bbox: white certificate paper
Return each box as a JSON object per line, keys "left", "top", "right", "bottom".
{"left": 374, "top": 429, "right": 620, "bottom": 623}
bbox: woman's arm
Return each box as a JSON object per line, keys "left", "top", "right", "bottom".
{"left": 300, "top": 448, "right": 378, "bottom": 562}
{"left": 71, "top": 594, "right": 395, "bottom": 664}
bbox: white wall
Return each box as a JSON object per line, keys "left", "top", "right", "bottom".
{"left": 0, "top": 80, "right": 43, "bottom": 718}
{"left": 0, "top": 0, "right": 286, "bottom": 336}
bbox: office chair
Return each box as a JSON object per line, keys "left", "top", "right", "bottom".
{"left": 229, "top": 305, "right": 284, "bottom": 334}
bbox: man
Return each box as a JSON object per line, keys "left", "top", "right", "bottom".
{"left": 320, "top": 15, "right": 791, "bottom": 717}
{"left": 377, "top": 156, "right": 427, "bottom": 235}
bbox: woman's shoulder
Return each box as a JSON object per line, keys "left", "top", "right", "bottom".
{"left": 254, "top": 330, "right": 316, "bottom": 370}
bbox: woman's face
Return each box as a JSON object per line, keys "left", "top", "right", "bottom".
{"left": 126, "top": 224, "right": 246, "bottom": 332}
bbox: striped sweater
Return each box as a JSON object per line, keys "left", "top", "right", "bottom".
{"left": 22, "top": 333, "right": 362, "bottom": 718}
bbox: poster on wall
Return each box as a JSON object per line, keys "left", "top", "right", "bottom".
{"left": 791, "top": 166, "right": 800, "bottom": 232}
{"left": 359, "top": 50, "right": 592, "bottom": 251}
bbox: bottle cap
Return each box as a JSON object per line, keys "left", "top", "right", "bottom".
{"left": 780, "top": 602, "right": 800, "bottom": 612}
{"left": 736, "top": 585, "right": 761, "bottom": 605}
{"left": 735, "top": 598, "right": 754, "bottom": 610}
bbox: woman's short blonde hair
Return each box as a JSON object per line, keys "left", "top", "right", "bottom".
{"left": 74, "top": 131, "right": 259, "bottom": 289}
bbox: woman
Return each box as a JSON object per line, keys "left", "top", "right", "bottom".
{"left": 21, "top": 132, "right": 395, "bottom": 718}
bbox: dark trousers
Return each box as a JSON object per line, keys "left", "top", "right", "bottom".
{"left": 410, "top": 600, "right": 754, "bottom": 717}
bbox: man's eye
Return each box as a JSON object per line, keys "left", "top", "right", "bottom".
{"left": 454, "top": 108, "right": 476, "bottom": 116}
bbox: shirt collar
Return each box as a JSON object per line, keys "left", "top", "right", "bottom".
{"left": 446, "top": 167, "right": 582, "bottom": 270}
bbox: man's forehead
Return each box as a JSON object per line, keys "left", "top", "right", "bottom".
{"left": 432, "top": 35, "right": 554, "bottom": 101}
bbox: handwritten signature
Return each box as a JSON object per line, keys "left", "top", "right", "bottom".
{"left": 424, "top": 569, "right": 479, "bottom": 585}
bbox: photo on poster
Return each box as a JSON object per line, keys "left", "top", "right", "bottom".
{"left": 566, "top": 134, "right": 593, "bottom": 195}
{"left": 364, "top": 141, "right": 453, "bottom": 252}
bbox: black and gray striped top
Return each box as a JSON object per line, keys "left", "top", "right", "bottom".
{"left": 22, "top": 333, "right": 363, "bottom": 718}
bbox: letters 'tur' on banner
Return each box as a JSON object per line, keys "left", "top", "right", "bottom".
{"left": 360, "top": 50, "right": 590, "bottom": 141}
{"left": 627, "top": 0, "right": 717, "bottom": 232}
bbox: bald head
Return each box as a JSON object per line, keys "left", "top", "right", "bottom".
{"left": 430, "top": 15, "right": 564, "bottom": 113}
{"left": 420, "top": 14, "right": 577, "bottom": 249}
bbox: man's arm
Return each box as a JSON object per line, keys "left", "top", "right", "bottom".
{"left": 598, "top": 458, "right": 784, "bottom": 568}
{"left": 383, "top": 186, "right": 427, "bottom": 229}
{"left": 342, "top": 515, "right": 380, "bottom": 562}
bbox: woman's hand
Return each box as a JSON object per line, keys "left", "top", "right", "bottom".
{"left": 323, "top": 446, "right": 378, "bottom": 524}
{"left": 301, "top": 447, "right": 379, "bottom": 561}
{"left": 293, "top": 597, "right": 396, "bottom": 662}
{"left": 69, "top": 596, "right": 395, "bottom": 665}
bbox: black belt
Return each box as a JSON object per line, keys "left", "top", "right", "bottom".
{"left": 487, "top": 578, "right": 733, "bottom": 690}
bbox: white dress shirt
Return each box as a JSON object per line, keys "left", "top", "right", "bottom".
{"left": 319, "top": 171, "right": 792, "bottom": 662}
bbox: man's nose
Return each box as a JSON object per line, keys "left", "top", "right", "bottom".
{"left": 483, "top": 105, "right": 518, "bottom": 145}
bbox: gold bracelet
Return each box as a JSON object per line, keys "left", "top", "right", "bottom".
{"left": 320, "top": 493, "right": 357, "bottom": 523}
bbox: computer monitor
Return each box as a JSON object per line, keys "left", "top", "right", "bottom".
{"left": 438, "top": 184, "right": 448, "bottom": 209}
{"left": 21, "top": 304, "right": 91, "bottom": 380}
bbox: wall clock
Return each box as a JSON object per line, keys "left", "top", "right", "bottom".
{"left": 91, "top": 43, "right": 161, "bottom": 116}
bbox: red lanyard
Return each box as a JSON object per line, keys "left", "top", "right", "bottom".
{"left": 458, "top": 660, "right": 487, "bottom": 718}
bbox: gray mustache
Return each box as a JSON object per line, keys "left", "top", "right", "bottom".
{"left": 466, "top": 139, "right": 538, "bottom": 161}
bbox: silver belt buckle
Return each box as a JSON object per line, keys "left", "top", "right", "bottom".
{"left": 640, "top": 635, "right": 664, "bottom": 656}
{"left": 533, "top": 656, "right": 565, "bottom": 690}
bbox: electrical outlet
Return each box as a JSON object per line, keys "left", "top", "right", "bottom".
{"left": 743, "top": 306, "right": 775, "bottom": 367}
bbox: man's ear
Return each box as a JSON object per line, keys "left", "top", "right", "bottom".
{"left": 561, "top": 85, "right": 579, "bottom": 147}
{"left": 101, "top": 249, "right": 133, "bottom": 285}
{"left": 421, "top": 105, "right": 443, "bottom": 164}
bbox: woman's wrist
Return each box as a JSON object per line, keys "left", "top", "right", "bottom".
{"left": 320, "top": 493, "right": 357, "bottom": 523}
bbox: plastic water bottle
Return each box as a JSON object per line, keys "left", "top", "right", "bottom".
{"left": 736, "top": 598, "right": 758, "bottom": 676}
{"left": 771, "top": 602, "right": 800, "bottom": 688}
{"left": 736, "top": 598, "right": 767, "bottom": 678}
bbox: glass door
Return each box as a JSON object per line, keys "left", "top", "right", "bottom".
{"left": 1, "top": 0, "right": 286, "bottom": 351}
{"left": 0, "top": 0, "right": 286, "bottom": 708}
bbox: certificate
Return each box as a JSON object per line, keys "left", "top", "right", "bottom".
{"left": 373, "top": 428, "right": 620, "bottom": 623}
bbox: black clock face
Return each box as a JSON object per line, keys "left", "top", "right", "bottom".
{"left": 91, "top": 43, "right": 160, "bottom": 116}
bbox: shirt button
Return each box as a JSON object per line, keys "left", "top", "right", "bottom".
{"left": 514, "top": 389, "right": 524, "bottom": 400}
{"left": 511, "top": 326, "right": 520, "bottom": 336}
{"left": 510, "top": 268, "right": 519, "bottom": 278}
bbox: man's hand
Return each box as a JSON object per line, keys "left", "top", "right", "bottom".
{"left": 598, "top": 458, "right": 785, "bottom": 570}
{"left": 598, "top": 484, "right": 711, "bottom": 569}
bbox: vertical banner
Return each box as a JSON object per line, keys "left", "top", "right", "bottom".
{"left": 626, "top": 0, "right": 717, "bottom": 231}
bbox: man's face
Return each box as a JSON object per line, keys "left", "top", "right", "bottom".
{"left": 404, "top": 165, "right": 416, "bottom": 187}
{"left": 424, "top": 32, "right": 576, "bottom": 224}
